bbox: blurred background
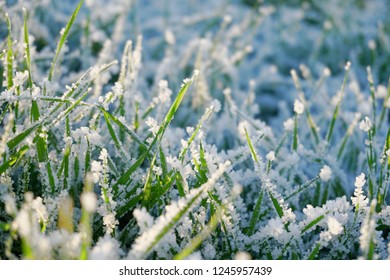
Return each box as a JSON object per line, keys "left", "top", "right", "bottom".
{"left": 1, "top": 0, "right": 389, "bottom": 132}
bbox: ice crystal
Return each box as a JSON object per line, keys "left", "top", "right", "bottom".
{"left": 319, "top": 165, "right": 332, "bottom": 182}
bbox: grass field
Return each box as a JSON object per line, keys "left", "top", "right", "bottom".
{"left": 0, "top": 0, "right": 389, "bottom": 260}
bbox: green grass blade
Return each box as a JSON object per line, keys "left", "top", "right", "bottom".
{"left": 113, "top": 152, "right": 148, "bottom": 191}
{"left": 102, "top": 110, "right": 129, "bottom": 160}
{"left": 292, "top": 113, "right": 299, "bottom": 151}
{"left": 7, "top": 123, "right": 41, "bottom": 150}
{"left": 23, "top": 9, "right": 41, "bottom": 123}
{"left": 175, "top": 171, "right": 186, "bottom": 197}
{"left": 291, "top": 70, "right": 319, "bottom": 144}
{"left": 244, "top": 128, "right": 260, "bottom": 165}
{"left": 269, "top": 192, "right": 284, "bottom": 219}
{"left": 367, "top": 67, "right": 376, "bottom": 137}
{"left": 301, "top": 215, "right": 325, "bottom": 234}
{"left": 244, "top": 129, "right": 285, "bottom": 220}
{"left": 174, "top": 207, "right": 223, "bottom": 260}
{"left": 5, "top": 14, "right": 13, "bottom": 90}
{"left": 23, "top": 9, "right": 33, "bottom": 90}
{"left": 159, "top": 146, "right": 168, "bottom": 181}
{"left": 99, "top": 106, "right": 147, "bottom": 152}
{"left": 113, "top": 73, "right": 196, "bottom": 188}
{"left": 48, "top": 0, "right": 84, "bottom": 82}
{"left": 179, "top": 105, "right": 214, "bottom": 161}
{"left": 142, "top": 154, "right": 157, "bottom": 208}
{"left": 149, "top": 75, "right": 197, "bottom": 149}
{"left": 136, "top": 186, "right": 206, "bottom": 258}
{"left": 247, "top": 189, "right": 264, "bottom": 236}
{"left": 326, "top": 62, "right": 351, "bottom": 143}
{"left": 129, "top": 161, "right": 229, "bottom": 259}
{"left": 285, "top": 177, "right": 319, "bottom": 201}
{"left": 378, "top": 77, "right": 390, "bottom": 130}
{"left": 48, "top": 90, "right": 90, "bottom": 127}
{"left": 0, "top": 145, "right": 29, "bottom": 175}
{"left": 308, "top": 243, "right": 321, "bottom": 260}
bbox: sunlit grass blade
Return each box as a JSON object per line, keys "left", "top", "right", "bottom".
{"left": 244, "top": 128, "right": 260, "bottom": 166}
{"left": 0, "top": 145, "right": 29, "bottom": 175}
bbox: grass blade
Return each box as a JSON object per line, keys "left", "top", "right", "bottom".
{"left": 0, "top": 145, "right": 29, "bottom": 175}
{"left": 113, "top": 72, "right": 197, "bottom": 188}
{"left": 301, "top": 215, "right": 325, "bottom": 234}
{"left": 247, "top": 189, "right": 264, "bottom": 236}
{"left": 48, "top": 0, "right": 84, "bottom": 82}
{"left": 326, "top": 62, "right": 351, "bottom": 144}
{"left": 5, "top": 14, "right": 13, "bottom": 90}
{"left": 129, "top": 161, "right": 229, "bottom": 259}
{"left": 99, "top": 106, "right": 147, "bottom": 152}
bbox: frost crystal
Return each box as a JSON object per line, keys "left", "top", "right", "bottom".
{"left": 235, "top": 252, "right": 252, "bottom": 260}
{"left": 293, "top": 99, "right": 304, "bottom": 114}
{"left": 345, "top": 61, "right": 352, "bottom": 71}
{"left": 323, "top": 67, "right": 331, "bottom": 77}
{"left": 283, "top": 118, "right": 294, "bottom": 131}
{"left": 145, "top": 117, "right": 159, "bottom": 136}
{"left": 376, "top": 85, "right": 387, "bottom": 99}
{"left": 164, "top": 30, "right": 175, "bottom": 45}
{"left": 319, "top": 165, "right": 332, "bottom": 182}
{"left": 359, "top": 117, "right": 372, "bottom": 132}
{"left": 31, "top": 197, "right": 48, "bottom": 225}
{"left": 91, "top": 160, "right": 103, "bottom": 183}
{"left": 327, "top": 217, "right": 343, "bottom": 235}
{"left": 368, "top": 40, "right": 376, "bottom": 50}
{"left": 90, "top": 236, "right": 121, "bottom": 260}
{"left": 359, "top": 200, "right": 377, "bottom": 258}
{"left": 158, "top": 80, "right": 172, "bottom": 103}
{"left": 211, "top": 99, "right": 221, "bottom": 113}
{"left": 128, "top": 161, "right": 230, "bottom": 259}
{"left": 266, "top": 151, "right": 276, "bottom": 161}
{"left": 133, "top": 207, "right": 154, "bottom": 233}
{"left": 81, "top": 192, "right": 97, "bottom": 213}
{"left": 352, "top": 173, "right": 368, "bottom": 209}
{"left": 103, "top": 213, "right": 119, "bottom": 235}
{"left": 2, "top": 194, "right": 17, "bottom": 215}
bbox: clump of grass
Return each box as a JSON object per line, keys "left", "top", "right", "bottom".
{"left": 0, "top": 0, "right": 389, "bottom": 260}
